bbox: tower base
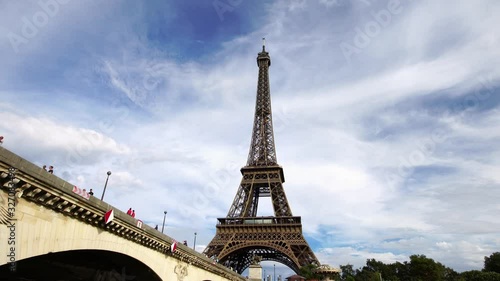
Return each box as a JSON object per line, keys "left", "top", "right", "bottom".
{"left": 204, "top": 216, "right": 318, "bottom": 273}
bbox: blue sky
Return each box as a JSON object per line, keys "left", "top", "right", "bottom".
{"left": 1, "top": 0, "right": 500, "bottom": 277}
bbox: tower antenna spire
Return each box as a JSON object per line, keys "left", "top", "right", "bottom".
{"left": 262, "top": 37, "right": 266, "bottom": 51}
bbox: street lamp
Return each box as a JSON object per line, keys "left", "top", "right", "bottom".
{"left": 100, "top": 171, "right": 112, "bottom": 200}
{"left": 162, "top": 211, "right": 167, "bottom": 233}
{"left": 193, "top": 232, "right": 197, "bottom": 251}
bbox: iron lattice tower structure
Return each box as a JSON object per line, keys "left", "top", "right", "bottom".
{"left": 203, "top": 43, "right": 319, "bottom": 274}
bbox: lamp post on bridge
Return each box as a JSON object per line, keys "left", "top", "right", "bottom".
{"left": 274, "top": 264, "right": 275, "bottom": 281}
{"left": 193, "top": 232, "right": 197, "bottom": 251}
{"left": 162, "top": 211, "right": 167, "bottom": 233}
{"left": 100, "top": 171, "right": 112, "bottom": 201}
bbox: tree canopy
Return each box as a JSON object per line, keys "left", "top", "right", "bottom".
{"left": 335, "top": 252, "right": 500, "bottom": 281}
{"left": 485, "top": 252, "right": 500, "bottom": 274}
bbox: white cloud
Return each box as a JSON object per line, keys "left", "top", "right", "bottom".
{"left": 0, "top": 110, "right": 130, "bottom": 164}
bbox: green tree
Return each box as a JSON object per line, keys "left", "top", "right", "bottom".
{"left": 408, "top": 254, "right": 446, "bottom": 281}
{"left": 461, "top": 270, "right": 500, "bottom": 281}
{"left": 394, "top": 261, "right": 410, "bottom": 281}
{"left": 354, "top": 266, "right": 379, "bottom": 281}
{"left": 485, "top": 252, "right": 500, "bottom": 273}
{"left": 443, "top": 266, "right": 461, "bottom": 281}
{"left": 365, "top": 258, "right": 399, "bottom": 281}
{"left": 335, "top": 253, "right": 473, "bottom": 281}
{"left": 340, "top": 264, "right": 355, "bottom": 281}
{"left": 299, "top": 264, "right": 321, "bottom": 280}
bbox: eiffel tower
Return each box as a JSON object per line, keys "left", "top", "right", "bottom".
{"left": 203, "top": 41, "right": 319, "bottom": 274}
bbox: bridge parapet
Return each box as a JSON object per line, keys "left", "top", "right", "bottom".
{"left": 0, "top": 146, "right": 244, "bottom": 280}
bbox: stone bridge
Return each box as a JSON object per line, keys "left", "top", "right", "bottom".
{"left": 0, "top": 146, "right": 245, "bottom": 281}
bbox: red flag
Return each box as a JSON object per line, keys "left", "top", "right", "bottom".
{"left": 104, "top": 209, "right": 114, "bottom": 224}
{"left": 170, "top": 240, "right": 177, "bottom": 253}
